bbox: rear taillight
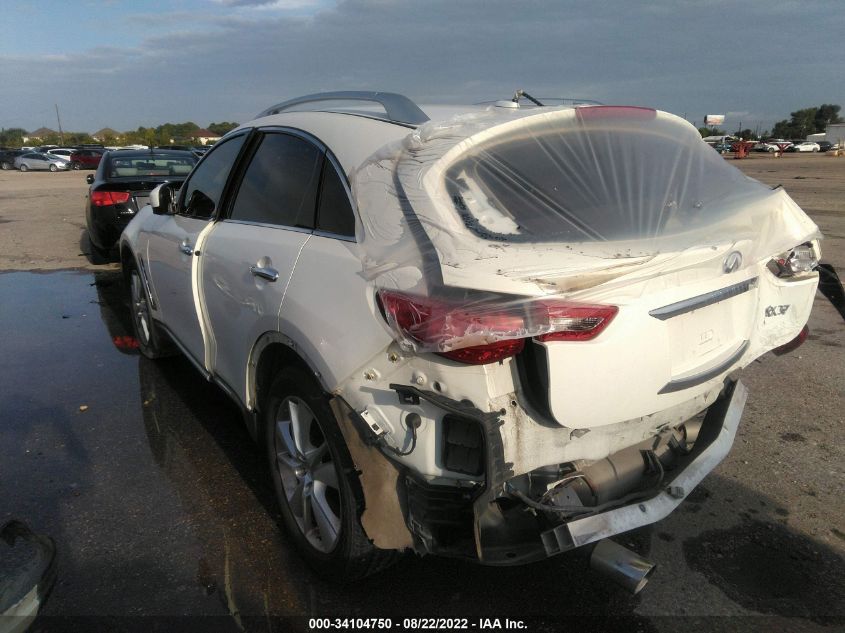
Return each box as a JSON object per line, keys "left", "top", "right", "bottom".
{"left": 378, "top": 291, "right": 617, "bottom": 365}
{"left": 90, "top": 191, "right": 131, "bottom": 206}
{"left": 772, "top": 325, "right": 809, "bottom": 356}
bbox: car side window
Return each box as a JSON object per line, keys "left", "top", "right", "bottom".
{"left": 316, "top": 157, "right": 355, "bottom": 237}
{"left": 179, "top": 134, "right": 247, "bottom": 219}
{"left": 228, "top": 133, "right": 322, "bottom": 228}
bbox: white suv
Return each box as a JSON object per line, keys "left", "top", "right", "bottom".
{"left": 120, "top": 92, "right": 820, "bottom": 585}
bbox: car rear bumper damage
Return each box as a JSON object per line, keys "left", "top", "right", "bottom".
{"left": 333, "top": 377, "right": 748, "bottom": 565}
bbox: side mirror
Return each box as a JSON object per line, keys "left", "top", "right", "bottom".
{"left": 150, "top": 183, "right": 177, "bottom": 215}
{"left": 86, "top": 174, "right": 94, "bottom": 184}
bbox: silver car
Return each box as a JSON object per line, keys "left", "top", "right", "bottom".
{"left": 14, "top": 152, "right": 69, "bottom": 172}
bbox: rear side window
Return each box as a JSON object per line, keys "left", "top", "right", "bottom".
{"left": 180, "top": 134, "right": 247, "bottom": 219}
{"left": 316, "top": 158, "right": 355, "bottom": 237}
{"left": 229, "top": 133, "right": 323, "bottom": 228}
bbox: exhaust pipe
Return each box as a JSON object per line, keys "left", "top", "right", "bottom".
{"left": 590, "top": 539, "right": 656, "bottom": 594}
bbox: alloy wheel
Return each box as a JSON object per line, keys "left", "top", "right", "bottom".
{"left": 272, "top": 396, "right": 342, "bottom": 553}
{"left": 130, "top": 270, "right": 152, "bottom": 346}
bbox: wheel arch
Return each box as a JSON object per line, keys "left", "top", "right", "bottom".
{"left": 248, "top": 332, "right": 329, "bottom": 415}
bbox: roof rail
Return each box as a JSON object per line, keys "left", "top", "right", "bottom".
{"left": 256, "top": 91, "right": 430, "bottom": 126}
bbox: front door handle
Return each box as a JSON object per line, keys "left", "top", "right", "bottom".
{"left": 179, "top": 239, "right": 193, "bottom": 256}
{"left": 250, "top": 265, "right": 279, "bottom": 282}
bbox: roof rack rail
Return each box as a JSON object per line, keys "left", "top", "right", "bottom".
{"left": 256, "top": 91, "right": 430, "bottom": 126}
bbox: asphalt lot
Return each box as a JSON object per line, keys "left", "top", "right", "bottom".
{"left": 0, "top": 154, "right": 843, "bottom": 631}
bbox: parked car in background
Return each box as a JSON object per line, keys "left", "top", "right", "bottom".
{"left": 119, "top": 92, "right": 821, "bottom": 585}
{"left": 47, "top": 148, "right": 77, "bottom": 161}
{"left": 788, "top": 141, "right": 821, "bottom": 153}
{"left": 817, "top": 141, "right": 834, "bottom": 152}
{"left": 755, "top": 139, "right": 793, "bottom": 152}
{"left": 85, "top": 149, "right": 197, "bottom": 261}
{"left": 14, "top": 152, "right": 70, "bottom": 172}
{"left": 69, "top": 148, "right": 106, "bottom": 170}
{"left": 0, "top": 149, "right": 26, "bottom": 170}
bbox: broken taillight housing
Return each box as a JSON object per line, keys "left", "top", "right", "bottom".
{"left": 769, "top": 243, "right": 818, "bottom": 278}
{"left": 378, "top": 290, "right": 617, "bottom": 365}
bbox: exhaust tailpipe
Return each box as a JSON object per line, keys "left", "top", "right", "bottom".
{"left": 590, "top": 539, "right": 656, "bottom": 594}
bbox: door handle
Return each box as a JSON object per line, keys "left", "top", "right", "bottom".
{"left": 250, "top": 265, "right": 279, "bottom": 282}
{"left": 179, "top": 239, "right": 193, "bottom": 256}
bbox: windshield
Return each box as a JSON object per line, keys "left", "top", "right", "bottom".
{"left": 108, "top": 153, "right": 196, "bottom": 178}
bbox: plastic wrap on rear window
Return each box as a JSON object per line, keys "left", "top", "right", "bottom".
{"left": 349, "top": 106, "right": 821, "bottom": 354}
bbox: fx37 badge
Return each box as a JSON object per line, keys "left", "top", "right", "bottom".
{"left": 765, "top": 304, "right": 790, "bottom": 317}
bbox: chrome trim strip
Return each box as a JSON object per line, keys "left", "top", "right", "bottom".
{"left": 658, "top": 340, "right": 749, "bottom": 394}
{"left": 222, "top": 219, "right": 314, "bottom": 234}
{"left": 649, "top": 277, "right": 758, "bottom": 321}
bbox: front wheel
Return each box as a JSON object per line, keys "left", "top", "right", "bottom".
{"left": 127, "top": 264, "right": 172, "bottom": 359}
{"left": 49, "top": 164, "right": 57, "bottom": 172}
{"left": 70, "top": 162, "right": 81, "bottom": 170}
{"left": 264, "top": 367, "right": 396, "bottom": 580}
{"left": 812, "top": 147, "right": 819, "bottom": 153}
{"left": 19, "top": 164, "right": 28, "bottom": 172}
{"left": 0, "top": 161, "right": 9, "bottom": 170}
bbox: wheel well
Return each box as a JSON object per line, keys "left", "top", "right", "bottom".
{"left": 254, "top": 342, "right": 320, "bottom": 413}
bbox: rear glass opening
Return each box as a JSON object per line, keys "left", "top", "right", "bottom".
{"left": 443, "top": 120, "right": 755, "bottom": 243}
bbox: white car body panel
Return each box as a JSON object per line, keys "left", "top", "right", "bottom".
{"left": 201, "top": 220, "right": 311, "bottom": 398}
{"left": 119, "top": 96, "right": 823, "bottom": 566}
{"left": 145, "top": 215, "right": 210, "bottom": 364}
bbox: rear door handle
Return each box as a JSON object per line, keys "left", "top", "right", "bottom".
{"left": 179, "top": 239, "right": 193, "bottom": 255}
{"left": 250, "top": 265, "right": 279, "bottom": 282}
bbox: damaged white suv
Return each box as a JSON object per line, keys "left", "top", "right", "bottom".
{"left": 120, "top": 91, "right": 821, "bottom": 586}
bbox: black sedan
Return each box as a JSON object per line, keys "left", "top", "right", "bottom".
{"left": 85, "top": 149, "right": 197, "bottom": 262}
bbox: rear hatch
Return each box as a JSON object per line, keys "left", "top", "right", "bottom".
{"left": 357, "top": 106, "right": 819, "bottom": 427}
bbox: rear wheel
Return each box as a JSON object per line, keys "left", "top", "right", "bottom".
{"left": 0, "top": 161, "right": 9, "bottom": 170}
{"left": 70, "top": 161, "right": 81, "bottom": 170}
{"left": 19, "top": 164, "right": 28, "bottom": 172}
{"left": 264, "top": 367, "right": 396, "bottom": 580}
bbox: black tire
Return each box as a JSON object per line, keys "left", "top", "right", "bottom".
{"left": 126, "top": 261, "right": 172, "bottom": 359}
{"left": 19, "top": 164, "right": 28, "bottom": 172}
{"left": 87, "top": 232, "right": 112, "bottom": 264}
{"left": 70, "top": 162, "right": 80, "bottom": 170}
{"left": 263, "top": 366, "right": 396, "bottom": 580}
{"left": 0, "top": 161, "right": 9, "bottom": 170}
{"left": 49, "top": 164, "right": 57, "bottom": 172}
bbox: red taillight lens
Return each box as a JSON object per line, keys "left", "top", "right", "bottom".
{"left": 439, "top": 339, "right": 525, "bottom": 364}
{"left": 90, "top": 190, "right": 131, "bottom": 206}
{"left": 378, "top": 290, "right": 616, "bottom": 365}
{"left": 772, "top": 325, "right": 809, "bottom": 356}
{"left": 534, "top": 302, "right": 618, "bottom": 342}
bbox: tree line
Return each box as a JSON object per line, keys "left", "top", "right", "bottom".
{"left": 699, "top": 104, "right": 842, "bottom": 140}
{"left": 0, "top": 121, "right": 239, "bottom": 147}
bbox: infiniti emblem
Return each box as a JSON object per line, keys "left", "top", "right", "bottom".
{"left": 723, "top": 251, "right": 743, "bottom": 274}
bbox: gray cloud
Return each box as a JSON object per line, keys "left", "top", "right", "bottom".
{"left": 2, "top": 0, "right": 843, "bottom": 132}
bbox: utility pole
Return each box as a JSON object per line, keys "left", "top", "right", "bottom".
{"left": 55, "top": 104, "right": 64, "bottom": 145}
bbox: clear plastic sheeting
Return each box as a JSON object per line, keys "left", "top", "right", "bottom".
{"left": 351, "top": 105, "right": 820, "bottom": 355}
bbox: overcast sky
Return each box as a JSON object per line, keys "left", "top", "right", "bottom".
{"left": 1, "top": 0, "right": 843, "bottom": 134}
